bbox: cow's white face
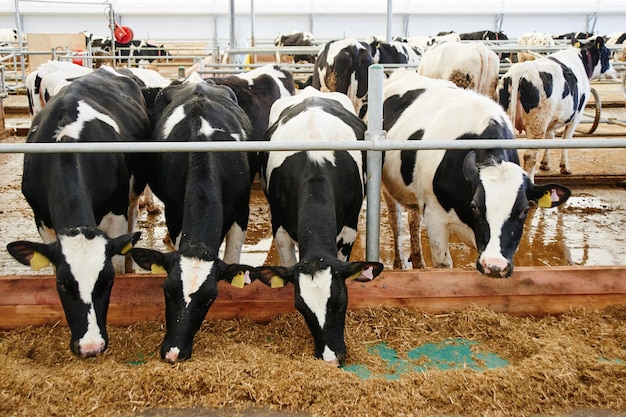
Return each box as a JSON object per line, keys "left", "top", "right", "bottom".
{"left": 60, "top": 233, "right": 109, "bottom": 356}
{"left": 477, "top": 162, "right": 526, "bottom": 276}
{"left": 298, "top": 267, "right": 332, "bottom": 328}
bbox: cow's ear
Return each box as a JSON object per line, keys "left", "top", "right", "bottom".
{"left": 218, "top": 263, "right": 259, "bottom": 288}
{"left": 595, "top": 36, "right": 605, "bottom": 49}
{"left": 6, "top": 240, "right": 53, "bottom": 271}
{"left": 462, "top": 151, "right": 478, "bottom": 181}
{"left": 527, "top": 183, "right": 572, "bottom": 208}
{"left": 130, "top": 247, "right": 170, "bottom": 274}
{"left": 108, "top": 232, "right": 141, "bottom": 257}
{"left": 256, "top": 265, "right": 292, "bottom": 288}
{"left": 345, "top": 261, "right": 384, "bottom": 282}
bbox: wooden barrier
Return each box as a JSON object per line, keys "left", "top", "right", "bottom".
{"left": 0, "top": 265, "right": 625, "bottom": 330}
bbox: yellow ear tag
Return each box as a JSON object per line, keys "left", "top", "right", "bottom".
{"left": 30, "top": 252, "right": 50, "bottom": 271}
{"left": 120, "top": 242, "right": 133, "bottom": 255}
{"left": 270, "top": 275, "right": 285, "bottom": 288}
{"left": 151, "top": 264, "right": 166, "bottom": 274}
{"left": 538, "top": 190, "right": 553, "bottom": 208}
{"left": 231, "top": 271, "right": 246, "bottom": 288}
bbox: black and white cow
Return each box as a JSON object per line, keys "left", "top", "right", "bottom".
{"left": 553, "top": 32, "right": 596, "bottom": 41}
{"left": 257, "top": 87, "right": 384, "bottom": 366}
{"left": 25, "top": 60, "right": 93, "bottom": 116}
{"left": 312, "top": 38, "right": 375, "bottom": 117}
{"left": 274, "top": 31, "right": 316, "bottom": 63}
{"left": 207, "top": 65, "right": 295, "bottom": 140}
{"left": 417, "top": 41, "right": 500, "bottom": 98}
{"left": 457, "top": 30, "right": 509, "bottom": 41}
{"left": 130, "top": 78, "right": 258, "bottom": 363}
{"left": 115, "top": 39, "right": 170, "bottom": 66}
{"left": 367, "top": 37, "right": 422, "bottom": 68}
{"left": 6, "top": 66, "right": 151, "bottom": 357}
{"left": 497, "top": 37, "right": 617, "bottom": 180}
{"left": 380, "top": 69, "right": 571, "bottom": 277}
{"left": 605, "top": 32, "right": 626, "bottom": 61}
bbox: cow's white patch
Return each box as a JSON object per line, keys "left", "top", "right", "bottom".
{"left": 237, "top": 65, "right": 292, "bottom": 97}
{"left": 165, "top": 347, "right": 180, "bottom": 363}
{"left": 198, "top": 117, "right": 215, "bottom": 137}
{"left": 480, "top": 162, "right": 525, "bottom": 260}
{"left": 336, "top": 226, "right": 357, "bottom": 261}
{"left": 60, "top": 233, "right": 108, "bottom": 305}
{"left": 54, "top": 100, "right": 120, "bottom": 141}
{"left": 322, "top": 346, "right": 339, "bottom": 364}
{"left": 265, "top": 107, "right": 361, "bottom": 185}
{"left": 180, "top": 256, "right": 214, "bottom": 306}
{"left": 78, "top": 307, "right": 105, "bottom": 354}
{"left": 162, "top": 105, "right": 186, "bottom": 139}
{"left": 298, "top": 267, "right": 332, "bottom": 328}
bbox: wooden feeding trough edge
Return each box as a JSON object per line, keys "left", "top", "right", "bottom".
{"left": 0, "top": 265, "right": 625, "bottom": 330}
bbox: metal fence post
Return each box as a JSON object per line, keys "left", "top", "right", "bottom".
{"left": 365, "top": 64, "right": 384, "bottom": 262}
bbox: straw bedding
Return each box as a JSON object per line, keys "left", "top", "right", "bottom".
{"left": 1, "top": 305, "right": 624, "bottom": 416}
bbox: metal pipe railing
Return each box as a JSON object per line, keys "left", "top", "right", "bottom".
{"left": 2, "top": 138, "right": 625, "bottom": 154}
{"left": 365, "top": 64, "right": 384, "bottom": 262}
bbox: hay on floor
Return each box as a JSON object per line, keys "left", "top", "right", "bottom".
{"left": 1, "top": 305, "right": 625, "bottom": 416}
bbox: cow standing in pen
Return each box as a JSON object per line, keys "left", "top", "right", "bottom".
{"left": 257, "top": 87, "right": 384, "bottom": 366}
{"left": 25, "top": 60, "right": 93, "bottom": 117}
{"left": 6, "top": 66, "right": 151, "bottom": 357}
{"left": 130, "top": 78, "right": 260, "bottom": 363}
{"left": 417, "top": 41, "right": 500, "bottom": 98}
{"left": 379, "top": 69, "right": 571, "bottom": 277}
{"left": 312, "top": 38, "right": 375, "bottom": 117}
{"left": 497, "top": 37, "right": 617, "bottom": 181}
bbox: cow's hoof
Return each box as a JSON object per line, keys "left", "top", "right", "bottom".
{"left": 539, "top": 163, "right": 550, "bottom": 171}
{"left": 560, "top": 167, "right": 572, "bottom": 175}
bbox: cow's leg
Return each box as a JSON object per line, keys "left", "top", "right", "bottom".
{"left": 274, "top": 226, "right": 297, "bottom": 267}
{"left": 223, "top": 222, "right": 246, "bottom": 264}
{"left": 382, "top": 188, "right": 409, "bottom": 269}
{"left": 408, "top": 208, "right": 426, "bottom": 269}
{"left": 559, "top": 126, "right": 576, "bottom": 175}
{"left": 422, "top": 208, "right": 452, "bottom": 268}
{"left": 523, "top": 148, "right": 540, "bottom": 182}
{"left": 540, "top": 131, "right": 555, "bottom": 171}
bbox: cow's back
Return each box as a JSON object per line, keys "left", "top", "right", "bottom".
{"left": 23, "top": 67, "right": 151, "bottom": 231}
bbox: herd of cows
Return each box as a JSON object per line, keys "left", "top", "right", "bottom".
{"left": 4, "top": 29, "right": 622, "bottom": 364}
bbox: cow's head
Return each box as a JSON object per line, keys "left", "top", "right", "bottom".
{"left": 7, "top": 228, "right": 141, "bottom": 357}
{"left": 575, "top": 36, "right": 617, "bottom": 80}
{"left": 461, "top": 151, "right": 571, "bottom": 278}
{"left": 130, "top": 245, "right": 258, "bottom": 363}
{"left": 257, "top": 258, "right": 383, "bottom": 366}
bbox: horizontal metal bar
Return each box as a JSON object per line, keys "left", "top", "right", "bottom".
{"left": 2, "top": 138, "right": 626, "bottom": 154}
